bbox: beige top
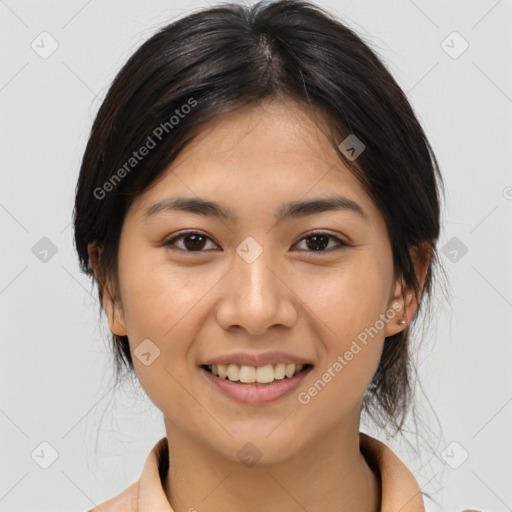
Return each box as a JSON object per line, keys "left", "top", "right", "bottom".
{"left": 88, "top": 432, "right": 440, "bottom": 511}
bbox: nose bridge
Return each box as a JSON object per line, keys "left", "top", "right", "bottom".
{"left": 234, "top": 238, "right": 278, "bottom": 308}
{"left": 216, "top": 235, "right": 297, "bottom": 334}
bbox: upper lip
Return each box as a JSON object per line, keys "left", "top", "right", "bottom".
{"left": 201, "top": 351, "right": 312, "bottom": 367}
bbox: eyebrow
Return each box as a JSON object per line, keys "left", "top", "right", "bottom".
{"left": 143, "top": 195, "right": 369, "bottom": 223}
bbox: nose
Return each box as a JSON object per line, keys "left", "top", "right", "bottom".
{"left": 215, "top": 245, "right": 298, "bottom": 335}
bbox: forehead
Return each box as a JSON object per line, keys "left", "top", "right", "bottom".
{"left": 177, "top": 99, "right": 342, "bottom": 174}
{"left": 131, "top": 99, "right": 383, "bottom": 231}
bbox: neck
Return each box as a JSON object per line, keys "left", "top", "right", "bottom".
{"left": 163, "top": 419, "right": 381, "bottom": 512}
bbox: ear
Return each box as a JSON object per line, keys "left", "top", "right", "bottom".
{"left": 384, "top": 242, "right": 432, "bottom": 337}
{"left": 87, "top": 242, "right": 128, "bottom": 336}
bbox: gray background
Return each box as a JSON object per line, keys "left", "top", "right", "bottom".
{"left": 1, "top": 0, "right": 511, "bottom": 511}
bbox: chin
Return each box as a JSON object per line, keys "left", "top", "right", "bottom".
{"left": 209, "top": 428, "right": 306, "bottom": 468}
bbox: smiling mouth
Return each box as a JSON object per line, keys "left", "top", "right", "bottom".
{"left": 201, "top": 363, "right": 313, "bottom": 385}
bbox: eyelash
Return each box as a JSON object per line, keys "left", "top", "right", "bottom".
{"left": 162, "top": 230, "right": 349, "bottom": 254}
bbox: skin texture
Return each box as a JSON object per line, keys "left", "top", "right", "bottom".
{"left": 89, "top": 98, "right": 429, "bottom": 512}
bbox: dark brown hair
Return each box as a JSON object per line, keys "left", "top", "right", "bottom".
{"left": 73, "top": 0, "right": 447, "bottom": 448}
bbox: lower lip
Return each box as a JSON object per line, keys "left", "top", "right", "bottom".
{"left": 200, "top": 366, "right": 313, "bottom": 405}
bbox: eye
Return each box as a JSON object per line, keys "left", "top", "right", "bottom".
{"left": 163, "top": 231, "right": 220, "bottom": 252}
{"left": 293, "top": 231, "right": 349, "bottom": 252}
{"left": 163, "top": 230, "right": 349, "bottom": 253}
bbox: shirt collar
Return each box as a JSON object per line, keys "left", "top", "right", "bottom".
{"left": 358, "top": 432, "right": 425, "bottom": 511}
{"left": 100, "top": 433, "right": 426, "bottom": 511}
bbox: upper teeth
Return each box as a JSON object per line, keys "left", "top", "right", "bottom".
{"left": 209, "top": 363, "right": 304, "bottom": 383}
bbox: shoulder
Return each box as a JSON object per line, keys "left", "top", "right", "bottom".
{"left": 87, "top": 437, "right": 170, "bottom": 512}
{"left": 87, "top": 480, "right": 139, "bottom": 512}
{"left": 359, "top": 433, "right": 482, "bottom": 512}
{"left": 359, "top": 432, "right": 425, "bottom": 511}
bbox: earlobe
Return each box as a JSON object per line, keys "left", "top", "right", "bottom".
{"left": 384, "top": 277, "right": 410, "bottom": 337}
{"left": 103, "top": 295, "right": 128, "bottom": 337}
{"left": 384, "top": 242, "right": 432, "bottom": 338}
{"left": 87, "top": 242, "right": 128, "bottom": 337}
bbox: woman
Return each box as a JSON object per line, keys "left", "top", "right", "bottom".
{"left": 73, "top": 1, "right": 461, "bottom": 510}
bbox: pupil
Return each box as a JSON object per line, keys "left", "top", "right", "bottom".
{"left": 307, "top": 235, "right": 328, "bottom": 251}
{"left": 185, "top": 234, "right": 206, "bottom": 251}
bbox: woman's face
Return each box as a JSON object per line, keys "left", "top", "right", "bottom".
{"left": 98, "top": 99, "right": 411, "bottom": 464}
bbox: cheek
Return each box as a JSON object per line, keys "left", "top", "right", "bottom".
{"left": 117, "top": 259, "right": 203, "bottom": 412}
{"left": 117, "top": 255, "right": 218, "bottom": 400}
{"left": 118, "top": 250, "right": 204, "bottom": 340}
{"left": 297, "top": 256, "right": 390, "bottom": 339}
{"left": 295, "top": 257, "right": 388, "bottom": 396}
